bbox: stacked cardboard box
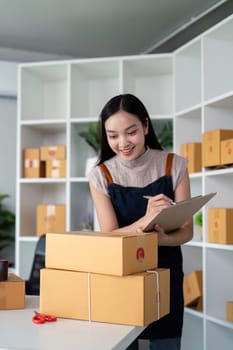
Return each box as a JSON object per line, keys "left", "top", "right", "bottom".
{"left": 40, "top": 231, "right": 170, "bottom": 326}
{"left": 183, "top": 270, "right": 202, "bottom": 311}
{"left": 0, "top": 274, "right": 25, "bottom": 310}
{"left": 23, "top": 145, "right": 66, "bottom": 178}
{"left": 208, "top": 208, "right": 233, "bottom": 244}
{"left": 180, "top": 143, "right": 202, "bottom": 173}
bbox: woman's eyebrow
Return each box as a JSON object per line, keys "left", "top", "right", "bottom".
{"left": 106, "top": 124, "right": 137, "bottom": 133}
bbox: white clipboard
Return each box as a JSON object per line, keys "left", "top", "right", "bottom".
{"left": 142, "top": 192, "right": 216, "bottom": 233}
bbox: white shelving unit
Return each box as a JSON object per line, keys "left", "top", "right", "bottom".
{"left": 15, "top": 13, "right": 233, "bottom": 350}
{"left": 174, "top": 14, "right": 233, "bottom": 350}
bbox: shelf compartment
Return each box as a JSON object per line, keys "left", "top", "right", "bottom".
{"left": 181, "top": 312, "right": 203, "bottom": 350}
{"left": 70, "top": 182, "right": 93, "bottom": 231}
{"left": 174, "top": 39, "right": 201, "bottom": 113}
{"left": 205, "top": 248, "right": 233, "bottom": 321}
{"left": 19, "top": 182, "right": 66, "bottom": 237}
{"left": 122, "top": 55, "right": 173, "bottom": 116}
{"left": 20, "top": 63, "right": 68, "bottom": 120}
{"left": 206, "top": 318, "right": 233, "bottom": 350}
{"left": 70, "top": 60, "right": 120, "bottom": 119}
{"left": 203, "top": 15, "right": 233, "bottom": 101}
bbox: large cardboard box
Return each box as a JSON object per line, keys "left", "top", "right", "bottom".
{"left": 180, "top": 142, "right": 202, "bottom": 173}
{"left": 40, "top": 268, "right": 170, "bottom": 326}
{"left": 46, "top": 159, "right": 66, "bottom": 178}
{"left": 0, "top": 274, "right": 25, "bottom": 310}
{"left": 23, "top": 148, "right": 45, "bottom": 178}
{"left": 202, "top": 129, "right": 233, "bottom": 167}
{"left": 40, "top": 145, "right": 66, "bottom": 160}
{"left": 208, "top": 208, "right": 233, "bottom": 244}
{"left": 183, "top": 270, "right": 202, "bottom": 307}
{"left": 221, "top": 139, "right": 233, "bottom": 165}
{"left": 37, "top": 205, "right": 66, "bottom": 236}
{"left": 226, "top": 301, "right": 233, "bottom": 322}
{"left": 46, "top": 231, "right": 158, "bottom": 276}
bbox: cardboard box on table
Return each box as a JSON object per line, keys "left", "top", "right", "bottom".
{"left": 202, "top": 129, "right": 233, "bottom": 167}
{"left": 183, "top": 270, "right": 202, "bottom": 309}
{"left": 208, "top": 208, "right": 233, "bottom": 244}
{"left": 180, "top": 142, "right": 202, "bottom": 173}
{"left": 45, "top": 231, "right": 158, "bottom": 276}
{"left": 36, "top": 204, "right": 66, "bottom": 236}
{"left": 40, "top": 267, "right": 170, "bottom": 326}
{"left": 0, "top": 274, "right": 25, "bottom": 310}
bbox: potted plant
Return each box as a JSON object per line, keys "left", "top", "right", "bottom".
{"left": 158, "top": 120, "right": 173, "bottom": 150}
{"left": 0, "top": 194, "right": 15, "bottom": 252}
{"left": 194, "top": 211, "right": 203, "bottom": 239}
{"left": 79, "top": 122, "right": 100, "bottom": 175}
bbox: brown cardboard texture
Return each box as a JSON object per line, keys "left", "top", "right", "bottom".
{"left": 40, "top": 268, "right": 170, "bottom": 326}
{"left": 37, "top": 204, "right": 66, "bottom": 236}
{"left": 183, "top": 270, "right": 202, "bottom": 307}
{"left": 45, "top": 231, "right": 158, "bottom": 276}
{"left": 0, "top": 273, "right": 25, "bottom": 310}
{"left": 40, "top": 145, "right": 66, "bottom": 160}
{"left": 180, "top": 142, "right": 202, "bottom": 173}
{"left": 23, "top": 148, "right": 45, "bottom": 178}
{"left": 46, "top": 159, "right": 66, "bottom": 178}
{"left": 221, "top": 139, "right": 233, "bottom": 165}
{"left": 226, "top": 301, "right": 233, "bottom": 322}
{"left": 202, "top": 129, "right": 233, "bottom": 167}
{"left": 208, "top": 208, "right": 233, "bottom": 244}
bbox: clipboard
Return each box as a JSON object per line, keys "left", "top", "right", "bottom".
{"left": 142, "top": 192, "right": 216, "bottom": 233}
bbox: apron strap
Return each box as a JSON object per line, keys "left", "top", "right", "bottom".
{"left": 165, "top": 153, "right": 174, "bottom": 176}
{"left": 99, "top": 163, "right": 113, "bottom": 184}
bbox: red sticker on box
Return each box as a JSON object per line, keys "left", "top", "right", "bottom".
{"left": 136, "top": 247, "right": 144, "bottom": 262}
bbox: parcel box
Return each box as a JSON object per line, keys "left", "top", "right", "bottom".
{"left": 180, "top": 142, "right": 202, "bottom": 173}
{"left": 183, "top": 270, "right": 202, "bottom": 307}
{"left": 40, "top": 145, "right": 66, "bottom": 160}
{"left": 46, "top": 159, "right": 66, "bottom": 178}
{"left": 0, "top": 273, "right": 25, "bottom": 310}
{"left": 221, "top": 139, "right": 233, "bottom": 165}
{"left": 226, "top": 301, "right": 233, "bottom": 322}
{"left": 208, "top": 208, "right": 233, "bottom": 244}
{"left": 46, "top": 231, "right": 158, "bottom": 276}
{"left": 23, "top": 148, "right": 45, "bottom": 178}
{"left": 202, "top": 129, "right": 233, "bottom": 167}
{"left": 40, "top": 268, "right": 170, "bottom": 326}
{"left": 37, "top": 205, "right": 66, "bottom": 236}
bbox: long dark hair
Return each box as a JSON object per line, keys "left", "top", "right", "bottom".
{"left": 97, "top": 93, "right": 162, "bottom": 164}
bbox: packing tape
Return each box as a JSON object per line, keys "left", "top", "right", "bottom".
{"left": 0, "top": 260, "right": 8, "bottom": 281}
{"left": 147, "top": 269, "right": 160, "bottom": 320}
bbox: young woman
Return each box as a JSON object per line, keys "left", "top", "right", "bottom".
{"left": 88, "top": 93, "right": 193, "bottom": 350}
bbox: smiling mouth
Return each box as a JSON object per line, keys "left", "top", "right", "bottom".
{"left": 120, "top": 146, "right": 135, "bottom": 155}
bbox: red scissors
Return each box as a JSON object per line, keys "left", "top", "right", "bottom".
{"left": 32, "top": 310, "right": 57, "bottom": 324}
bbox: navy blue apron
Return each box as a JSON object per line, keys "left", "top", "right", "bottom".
{"left": 99, "top": 153, "right": 184, "bottom": 339}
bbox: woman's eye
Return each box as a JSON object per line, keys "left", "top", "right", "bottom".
{"left": 108, "top": 135, "right": 117, "bottom": 139}
{"left": 128, "top": 130, "right": 137, "bottom": 136}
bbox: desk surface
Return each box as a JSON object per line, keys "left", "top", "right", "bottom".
{"left": 0, "top": 296, "right": 144, "bottom": 350}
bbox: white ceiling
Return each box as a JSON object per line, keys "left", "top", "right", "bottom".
{"left": 0, "top": 0, "right": 232, "bottom": 62}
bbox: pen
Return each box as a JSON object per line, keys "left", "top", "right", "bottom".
{"left": 143, "top": 195, "right": 176, "bottom": 205}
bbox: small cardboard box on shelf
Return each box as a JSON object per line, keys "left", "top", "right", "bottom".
{"left": 23, "top": 148, "right": 45, "bottom": 178}
{"left": 46, "top": 159, "right": 66, "bottom": 178}
{"left": 226, "top": 301, "right": 233, "bottom": 322}
{"left": 40, "top": 267, "right": 170, "bottom": 326}
{"left": 0, "top": 273, "right": 25, "bottom": 310}
{"left": 208, "top": 208, "right": 233, "bottom": 244}
{"left": 37, "top": 204, "right": 66, "bottom": 236}
{"left": 45, "top": 231, "right": 158, "bottom": 276}
{"left": 40, "top": 145, "right": 66, "bottom": 160}
{"left": 183, "top": 270, "right": 202, "bottom": 309}
{"left": 180, "top": 142, "right": 202, "bottom": 173}
{"left": 221, "top": 138, "right": 233, "bottom": 165}
{"left": 202, "top": 129, "right": 233, "bottom": 167}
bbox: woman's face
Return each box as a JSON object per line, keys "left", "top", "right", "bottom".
{"left": 105, "top": 110, "right": 148, "bottom": 161}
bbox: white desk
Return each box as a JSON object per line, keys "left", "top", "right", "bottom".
{"left": 0, "top": 296, "right": 144, "bottom": 350}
